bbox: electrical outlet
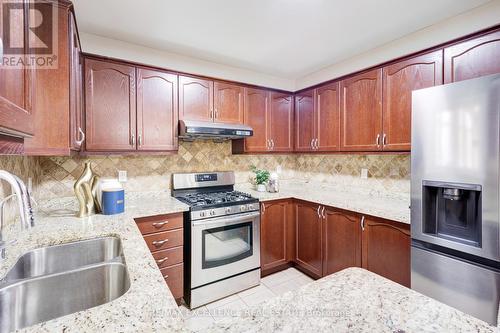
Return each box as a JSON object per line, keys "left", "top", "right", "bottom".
{"left": 360, "top": 168, "right": 368, "bottom": 179}
{"left": 118, "top": 170, "right": 127, "bottom": 182}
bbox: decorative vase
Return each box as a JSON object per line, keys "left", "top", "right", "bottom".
{"left": 256, "top": 184, "right": 266, "bottom": 192}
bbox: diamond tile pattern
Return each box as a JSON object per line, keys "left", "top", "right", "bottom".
{"left": 0, "top": 141, "right": 410, "bottom": 202}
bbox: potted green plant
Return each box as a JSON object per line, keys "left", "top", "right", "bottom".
{"left": 250, "top": 166, "right": 270, "bottom": 192}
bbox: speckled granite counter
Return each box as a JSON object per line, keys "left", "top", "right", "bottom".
{"left": 207, "top": 267, "right": 496, "bottom": 333}
{"left": 0, "top": 191, "right": 190, "bottom": 333}
{"left": 236, "top": 181, "right": 411, "bottom": 224}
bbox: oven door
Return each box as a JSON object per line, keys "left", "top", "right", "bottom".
{"left": 191, "top": 211, "right": 260, "bottom": 288}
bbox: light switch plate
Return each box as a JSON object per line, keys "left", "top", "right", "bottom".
{"left": 360, "top": 168, "right": 368, "bottom": 179}
{"left": 118, "top": 170, "right": 127, "bottom": 182}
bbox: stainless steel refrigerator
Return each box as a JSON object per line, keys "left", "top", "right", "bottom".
{"left": 411, "top": 73, "right": 500, "bottom": 325}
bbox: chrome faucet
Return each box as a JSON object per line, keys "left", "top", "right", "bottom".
{"left": 0, "top": 170, "right": 35, "bottom": 260}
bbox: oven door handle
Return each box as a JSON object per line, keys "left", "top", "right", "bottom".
{"left": 192, "top": 211, "right": 260, "bottom": 227}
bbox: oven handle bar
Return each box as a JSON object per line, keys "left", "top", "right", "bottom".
{"left": 191, "top": 211, "right": 260, "bottom": 226}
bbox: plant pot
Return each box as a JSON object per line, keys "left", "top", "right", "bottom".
{"left": 256, "top": 184, "right": 266, "bottom": 192}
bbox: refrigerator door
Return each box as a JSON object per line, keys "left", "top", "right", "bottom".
{"left": 411, "top": 74, "right": 500, "bottom": 261}
{"left": 412, "top": 245, "right": 500, "bottom": 325}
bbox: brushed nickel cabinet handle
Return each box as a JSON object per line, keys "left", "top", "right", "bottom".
{"left": 152, "top": 221, "right": 169, "bottom": 228}
{"left": 360, "top": 216, "right": 365, "bottom": 231}
{"left": 156, "top": 257, "right": 169, "bottom": 264}
{"left": 271, "top": 139, "right": 275, "bottom": 150}
{"left": 317, "top": 206, "right": 321, "bottom": 218}
{"left": 376, "top": 134, "right": 380, "bottom": 148}
{"left": 310, "top": 139, "right": 314, "bottom": 150}
{"left": 315, "top": 138, "right": 319, "bottom": 150}
{"left": 163, "top": 274, "right": 169, "bottom": 279}
{"left": 131, "top": 134, "right": 136, "bottom": 146}
{"left": 383, "top": 133, "right": 387, "bottom": 146}
{"left": 138, "top": 134, "right": 143, "bottom": 146}
{"left": 152, "top": 239, "right": 169, "bottom": 247}
{"left": 75, "top": 127, "right": 85, "bottom": 146}
{"left": 321, "top": 206, "right": 326, "bottom": 219}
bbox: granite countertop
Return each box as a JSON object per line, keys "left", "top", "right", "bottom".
{"left": 236, "top": 180, "right": 411, "bottom": 224}
{"left": 207, "top": 267, "right": 496, "bottom": 333}
{"left": 0, "top": 191, "right": 190, "bottom": 333}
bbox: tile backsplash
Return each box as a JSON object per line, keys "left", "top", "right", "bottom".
{"left": 0, "top": 140, "right": 410, "bottom": 204}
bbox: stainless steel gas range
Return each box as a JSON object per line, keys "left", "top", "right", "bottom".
{"left": 172, "top": 171, "right": 260, "bottom": 308}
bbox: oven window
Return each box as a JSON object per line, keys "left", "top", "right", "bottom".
{"left": 202, "top": 221, "right": 253, "bottom": 269}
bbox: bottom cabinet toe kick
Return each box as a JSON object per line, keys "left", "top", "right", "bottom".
{"left": 135, "top": 212, "right": 185, "bottom": 302}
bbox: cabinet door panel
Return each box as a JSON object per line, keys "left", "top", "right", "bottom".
{"left": 323, "top": 209, "right": 361, "bottom": 276}
{"left": 179, "top": 76, "right": 213, "bottom": 122}
{"left": 85, "top": 59, "right": 136, "bottom": 151}
{"left": 243, "top": 88, "right": 269, "bottom": 152}
{"left": 383, "top": 51, "right": 443, "bottom": 151}
{"left": 316, "top": 82, "right": 340, "bottom": 151}
{"left": 362, "top": 217, "right": 411, "bottom": 287}
{"left": 69, "top": 13, "right": 83, "bottom": 151}
{"left": 0, "top": 0, "right": 34, "bottom": 136}
{"left": 295, "top": 202, "right": 322, "bottom": 278}
{"left": 340, "top": 69, "right": 382, "bottom": 151}
{"left": 137, "top": 68, "right": 178, "bottom": 151}
{"left": 294, "top": 89, "right": 315, "bottom": 152}
{"left": 214, "top": 82, "right": 243, "bottom": 124}
{"left": 444, "top": 30, "right": 500, "bottom": 83}
{"left": 269, "top": 92, "right": 293, "bottom": 152}
{"left": 261, "top": 201, "right": 288, "bottom": 272}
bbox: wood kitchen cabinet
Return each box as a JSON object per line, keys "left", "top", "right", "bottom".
{"left": 136, "top": 68, "right": 178, "bottom": 151}
{"left": 260, "top": 200, "right": 294, "bottom": 276}
{"left": 135, "top": 213, "right": 184, "bottom": 302}
{"left": 240, "top": 88, "right": 269, "bottom": 152}
{"left": 382, "top": 51, "right": 443, "bottom": 151}
{"left": 295, "top": 83, "right": 341, "bottom": 152}
{"left": 444, "top": 30, "right": 500, "bottom": 84}
{"left": 361, "top": 216, "right": 411, "bottom": 287}
{"left": 295, "top": 201, "right": 322, "bottom": 278}
{"left": 178, "top": 75, "right": 214, "bottom": 122}
{"left": 85, "top": 59, "right": 136, "bottom": 151}
{"left": 214, "top": 81, "right": 244, "bottom": 124}
{"left": 294, "top": 89, "right": 315, "bottom": 152}
{"left": 322, "top": 208, "right": 362, "bottom": 276}
{"left": 0, "top": 0, "right": 35, "bottom": 138}
{"left": 340, "top": 69, "right": 383, "bottom": 151}
{"left": 25, "top": 5, "right": 84, "bottom": 155}
{"left": 269, "top": 92, "right": 294, "bottom": 152}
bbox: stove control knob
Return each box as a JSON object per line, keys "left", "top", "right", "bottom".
{"left": 199, "top": 211, "right": 206, "bottom": 218}
{"left": 247, "top": 204, "right": 253, "bottom": 211}
{"left": 225, "top": 207, "right": 232, "bottom": 214}
{"left": 210, "top": 209, "right": 216, "bottom": 216}
{"left": 240, "top": 205, "right": 247, "bottom": 212}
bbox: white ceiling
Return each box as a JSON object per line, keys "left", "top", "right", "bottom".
{"left": 73, "top": 0, "right": 491, "bottom": 79}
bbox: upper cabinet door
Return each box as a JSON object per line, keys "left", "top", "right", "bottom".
{"left": 214, "top": 82, "right": 244, "bottom": 124}
{"left": 0, "top": 0, "right": 35, "bottom": 137}
{"left": 243, "top": 88, "right": 269, "bottom": 152}
{"left": 178, "top": 75, "right": 213, "bottom": 122}
{"left": 294, "top": 89, "right": 315, "bottom": 152}
{"left": 136, "top": 68, "right": 178, "bottom": 151}
{"left": 85, "top": 59, "right": 136, "bottom": 151}
{"left": 316, "top": 82, "right": 340, "bottom": 151}
{"left": 340, "top": 69, "right": 383, "bottom": 151}
{"left": 382, "top": 51, "right": 443, "bottom": 151}
{"left": 444, "top": 30, "right": 500, "bottom": 84}
{"left": 269, "top": 92, "right": 294, "bottom": 152}
{"left": 69, "top": 13, "right": 83, "bottom": 151}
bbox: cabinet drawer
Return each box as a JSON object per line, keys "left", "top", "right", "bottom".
{"left": 135, "top": 213, "right": 183, "bottom": 235}
{"left": 160, "top": 263, "right": 183, "bottom": 299}
{"left": 144, "top": 229, "right": 183, "bottom": 251}
{"left": 152, "top": 246, "right": 183, "bottom": 268}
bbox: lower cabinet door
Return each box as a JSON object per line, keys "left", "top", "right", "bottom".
{"left": 295, "top": 202, "right": 322, "bottom": 278}
{"left": 260, "top": 200, "right": 293, "bottom": 275}
{"left": 322, "top": 209, "right": 362, "bottom": 276}
{"left": 160, "top": 263, "right": 184, "bottom": 299}
{"left": 361, "top": 217, "right": 411, "bottom": 287}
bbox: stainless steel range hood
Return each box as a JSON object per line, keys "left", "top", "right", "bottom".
{"left": 178, "top": 120, "right": 253, "bottom": 141}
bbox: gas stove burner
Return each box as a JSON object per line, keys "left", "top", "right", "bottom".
{"left": 177, "top": 191, "right": 254, "bottom": 208}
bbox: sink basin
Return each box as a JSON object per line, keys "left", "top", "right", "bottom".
{"left": 2, "top": 236, "right": 123, "bottom": 282}
{"left": 0, "top": 237, "right": 130, "bottom": 333}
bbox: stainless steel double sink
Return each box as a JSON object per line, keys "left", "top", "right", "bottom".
{"left": 0, "top": 236, "right": 131, "bottom": 333}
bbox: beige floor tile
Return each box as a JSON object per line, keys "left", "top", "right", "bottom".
{"left": 261, "top": 270, "right": 292, "bottom": 287}
{"left": 205, "top": 294, "right": 240, "bottom": 311}
{"left": 240, "top": 287, "right": 276, "bottom": 307}
{"left": 209, "top": 298, "right": 248, "bottom": 322}
{"left": 270, "top": 279, "right": 301, "bottom": 296}
{"left": 237, "top": 283, "right": 272, "bottom": 298}
{"left": 292, "top": 274, "right": 315, "bottom": 287}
